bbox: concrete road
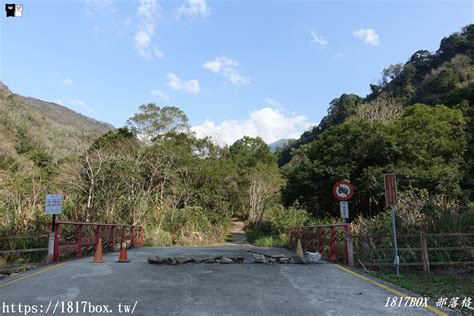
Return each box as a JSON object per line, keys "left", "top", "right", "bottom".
{"left": 0, "top": 247, "right": 457, "bottom": 316}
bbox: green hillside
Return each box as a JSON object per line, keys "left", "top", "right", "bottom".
{"left": 0, "top": 82, "right": 114, "bottom": 167}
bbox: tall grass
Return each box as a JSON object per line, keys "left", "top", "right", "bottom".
{"left": 246, "top": 204, "right": 311, "bottom": 247}
{"left": 351, "top": 189, "right": 474, "bottom": 270}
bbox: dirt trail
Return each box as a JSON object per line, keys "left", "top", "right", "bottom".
{"left": 227, "top": 218, "right": 248, "bottom": 245}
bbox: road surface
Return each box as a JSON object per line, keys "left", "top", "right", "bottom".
{"left": 0, "top": 247, "right": 457, "bottom": 315}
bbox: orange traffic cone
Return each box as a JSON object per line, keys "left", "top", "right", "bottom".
{"left": 116, "top": 240, "right": 129, "bottom": 263}
{"left": 91, "top": 238, "right": 105, "bottom": 263}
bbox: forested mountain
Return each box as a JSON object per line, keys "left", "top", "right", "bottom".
{"left": 0, "top": 82, "right": 114, "bottom": 165}
{"left": 280, "top": 25, "right": 474, "bottom": 221}
{"left": 279, "top": 25, "right": 473, "bottom": 165}
{"left": 268, "top": 138, "right": 293, "bottom": 152}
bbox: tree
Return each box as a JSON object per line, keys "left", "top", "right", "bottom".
{"left": 228, "top": 136, "right": 275, "bottom": 168}
{"left": 248, "top": 163, "right": 284, "bottom": 226}
{"left": 355, "top": 95, "right": 404, "bottom": 123}
{"left": 394, "top": 104, "right": 466, "bottom": 195}
{"left": 228, "top": 136, "right": 282, "bottom": 219}
{"left": 127, "top": 104, "right": 189, "bottom": 141}
{"left": 282, "top": 104, "right": 466, "bottom": 218}
{"left": 282, "top": 118, "right": 394, "bottom": 218}
{"left": 321, "top": 94, "right": 362, "bottom": 129}
{"left": 90, "top": 127, "right": 135, "bottom": 150}
{"left": 382, "top": 64, "right": 403, "bottom": 86}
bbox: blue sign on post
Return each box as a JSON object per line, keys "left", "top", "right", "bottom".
{"left": 45, "top": 194, "right": 63, "bottom": 215}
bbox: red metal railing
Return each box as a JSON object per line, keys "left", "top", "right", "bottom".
{"left": 289, "top": 224, "right": 351, "bottom": 264}
{"left": 53, "top": 221, "right": 143, "bottom": 263}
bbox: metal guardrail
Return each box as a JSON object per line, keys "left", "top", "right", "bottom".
{"left": 53, "top": 221, "right": 144, "bottom": 263}
{"left": 288, "top": 224, "right": 353, "bottom": 265}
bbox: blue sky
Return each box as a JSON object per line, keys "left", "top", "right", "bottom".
{"left": 1, "top": 0, "right": 472, "bottom": 144}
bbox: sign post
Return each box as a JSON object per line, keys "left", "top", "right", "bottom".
{"left": 45, "top": 194, "right": 63, "bottom": 263}
{"left": 384, "top": 173, "right": 399, "bottom": 277}
{"left": 333, "top": 180, "right": 353, "bottom": 223}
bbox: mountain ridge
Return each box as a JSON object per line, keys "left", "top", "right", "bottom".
{"left": 0, "top": 81, "right": 114, "bottom": 164}
{"left": 268, "top": 138, "right": 293, "bottom": 152}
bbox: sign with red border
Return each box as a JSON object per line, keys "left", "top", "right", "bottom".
{"left": 332, "top": 180, "right": 353, "bottom": 201}
{"left": 384, "top": 173, "right": 397, "bottom": 206}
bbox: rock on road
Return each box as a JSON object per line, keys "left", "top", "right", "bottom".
{"left": 0, "top": 247, "right": 458, "bottom": 316}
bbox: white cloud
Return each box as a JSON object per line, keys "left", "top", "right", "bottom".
{"left": 56, "top": 98, "right": 95, "bottom": 113}
{"left": 59, "top": 78, "right": 73, "bottom": 85}
{"left": 134, "top": 0, "right": 163, "bottom": 59}
{"left": 153, "top": 47, "right": 164, "bottom": 59}
{"left": 84, "top": 0, "right": 115, "bottom": 17}
{"left": 228, "top": 73, "right": 248, "bottom": 85}
{"left": 177, "top": 0, "right": 210, "bottom": 18}
{"left": 134, "top": 31, "right": 151, "bottom": 47}
{"left": 150, "top": 89, "right": 169, "bottom": 101}
{"left": 264, "top": 98, "right": 282, "bottom": 108}
{"left": 310, "top": 31, "right": 328, "bottom": 46}
{"left": 353, "top": 28, "right": 380, "bottom": 46}
{"left": 137, "top": 0, "right": 157, "bottom": 19}
{"left": 192, "top": 106, "right": 314, "bottom": 146}
{"left": 167, "top": 73, "right": 200, "bottom": 94}
{"left": 203, "top": 56, "right": 237, "bottom": 74}
{"left": 202, "top": 55, "right": 249, "bottom": 85}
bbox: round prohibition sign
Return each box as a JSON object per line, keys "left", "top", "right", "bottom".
{"left": 332, "top": 180, "right": 353, "bottom": 201}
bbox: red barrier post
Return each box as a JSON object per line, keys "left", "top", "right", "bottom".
{"left": 309, "top": 227, "right": 315, "bottom": 252}
{"left": 139, "top": 226, "right": 144, "bottom": 247}
{"left": 292, "top": 227, "right": 298, "bottom": 250}
{"left": 53, "top": 222, "right": 59, "bottom": 263}
{"left": 301, "top": 227, "right": 306, "bottom": 251}
{"left": 131, "top": 225, "right": 135, "bottom": 247}
{"left": 318, "top": 226, "right": 323, "bottom": 254}
{"left": 76, "top": 224, "right": 82, "bottom": 259}
{"left": 109, "top": 226, "right": 115, "bottom": 250}
{"left": 329, "top": 226, "right": 337, "bottom": 262}
{"left": 288, "top": 228, "right": 293, "bottom": 249}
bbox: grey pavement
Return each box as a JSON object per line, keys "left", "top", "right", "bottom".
{"left": 0, "top": 247, "right": 458, "bottom": 316}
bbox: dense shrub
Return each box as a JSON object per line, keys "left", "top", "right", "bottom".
{"left": 265, "top": 204, "right": 310, "bottom": 235}
{"left": 246, "top": 204, "right": 311, "bottom": 247}
{"left": 352, "top": 189, "right": 473, "bottom": 236}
